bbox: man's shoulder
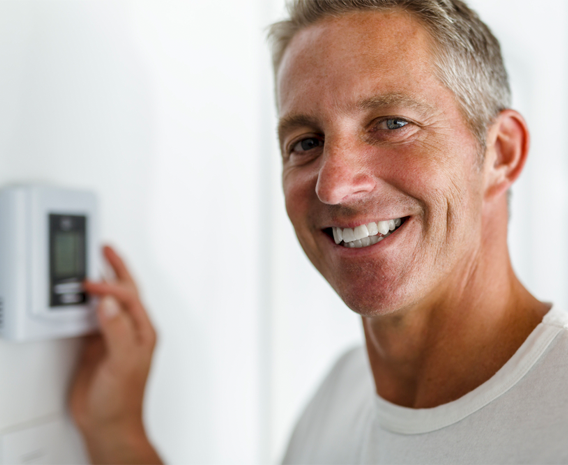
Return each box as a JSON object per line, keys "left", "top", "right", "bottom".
{"left": 282, "top": 346, "right": 375, "bottom": 464}
{"left": 328, "top": 345, "right": 370, "bottom": 383}
{"left": 542, "top": 307, "right": 568, "bottom": 330}
{"left": 510, "top": 308, "right": 568, "bottom": 409}
{"left": 314, "top": 346, "right": 373, "bottom": 407}
{"left": 540, "top": 307, "right": 568, "bottom": 368}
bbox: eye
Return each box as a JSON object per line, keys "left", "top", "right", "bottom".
{"left": 367, "top": 117, "right": 417, "bottom": 144}
{"left": 383, "top": 118, "right": 409, "bottom": 130}
{"left": 291, "top": 137, "right": 323, "bottom": 154}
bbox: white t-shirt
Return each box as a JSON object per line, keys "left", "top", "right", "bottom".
{"left": 283, "top": 307, "right": 568, "bottom": 464}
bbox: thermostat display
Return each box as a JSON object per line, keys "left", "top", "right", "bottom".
{"left": 50, "top": 214, "right": 88, "bottom": 308}
{"left": 0, "top": 185, "right": 100, "bottom": 342}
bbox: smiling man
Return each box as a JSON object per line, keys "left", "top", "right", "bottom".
{"left": 272, "top": 0, "right": 568, "bottom": 463}
{"left": 70, "top": 1, "right": 568, "bottom": 464}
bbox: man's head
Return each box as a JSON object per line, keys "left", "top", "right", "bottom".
{"left": 270, "top": 0, "right": 511, "bottom": 151}
{"left": 271, "top": 1, "right": 530, "bottom": 317}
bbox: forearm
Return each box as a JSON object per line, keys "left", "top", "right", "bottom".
{"left": 82, "top": 423, "right": 163, "bottom": 465}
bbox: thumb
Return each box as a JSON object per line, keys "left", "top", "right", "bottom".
{"left": 97, "top": 296, "right": 136, "bottom": 359}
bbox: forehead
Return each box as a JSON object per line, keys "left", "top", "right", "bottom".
{"left": 277, "top": 11, "right": 445, "bottom": 119}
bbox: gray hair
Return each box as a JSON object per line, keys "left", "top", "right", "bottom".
{"left": 268, "top": 0, "right": 511, "bottom": 150}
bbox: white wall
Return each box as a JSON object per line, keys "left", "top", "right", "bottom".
{"left": 467, "top": 0, "right": 568, "bottom": 310}
{"left": 0, "top": 1, "right": 266, "bottom": 463}
{"left": 0, "top": 1, "right": 566, "bottom": 464}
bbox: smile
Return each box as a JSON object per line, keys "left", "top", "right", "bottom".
{"left": 330, "top": 218, "right": 407, "bottom": 249}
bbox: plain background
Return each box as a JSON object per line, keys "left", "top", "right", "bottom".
{"left": 0, "top": 1, "right": 566, "bottom": 464}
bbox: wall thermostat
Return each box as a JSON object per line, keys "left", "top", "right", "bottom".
{"left": 0, "top": 185, "right": 100, "bottom": 341}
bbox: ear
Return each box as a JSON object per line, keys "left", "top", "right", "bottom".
{"left": 483, "top": 110, "right": 530, "bottom": 200}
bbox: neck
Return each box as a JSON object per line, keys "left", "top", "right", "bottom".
{"left": 362, "top": 206, "right": 549, "bottom": 409}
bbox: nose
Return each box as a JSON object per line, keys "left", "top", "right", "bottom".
{"left": 315, "top": 143, "right": 375, "bottom": 205}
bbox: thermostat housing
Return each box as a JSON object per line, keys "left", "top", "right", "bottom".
{"left": 0, "top": 185, "right": 99, "bottom": 341}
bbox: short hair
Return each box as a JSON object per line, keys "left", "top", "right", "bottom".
{"left": 268, "top": 0, "right": 511, "bottom": 150}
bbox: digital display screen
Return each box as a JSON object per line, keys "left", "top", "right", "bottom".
{"left": 49, "top": 214, "right": 88, "bottom": 307}
{"left": 54, "top": 231, "right": 85, "bottom": 278}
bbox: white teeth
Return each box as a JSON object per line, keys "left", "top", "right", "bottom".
{"left": 353, "top": 225, "right": 369, "bottom": 241}
{"left": 332, "top": 218, "right": 404, "bottom": 248}
{"left": 370, "top": 235, "right": 383, "bottom": 245}
{"left": 378, "top": 221, "right": 390, "bottom": 235}
{"left": 367, "top": 222, "right": 378, "bottom": 236}
{"left": 342, "top": 228, "right": 355, "bottom": 242}
{"left": 333, "top": 227, "right": 343, "bottom": 245}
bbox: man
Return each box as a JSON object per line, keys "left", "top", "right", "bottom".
{"left": 70, "top": 0, "right": 568, "bottom": 463}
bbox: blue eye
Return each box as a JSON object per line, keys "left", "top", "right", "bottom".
{"left": 386, "top": 118, "right": 408, "bottom": 130}
{"left": 293, "top": 137, "right": 323, "bottom": 153}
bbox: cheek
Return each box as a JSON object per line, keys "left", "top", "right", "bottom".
{"left": 391, "top": 137, "right": 478, "bottom": 194}
{"left": 282, "top": 167, "right": 317, "bottom": 230}
{"left": 377, "top": 139, "right": 483, "bottom": 237}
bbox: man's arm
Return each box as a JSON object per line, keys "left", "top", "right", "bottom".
{"left": 69, "top": 246, "right": 163, "bottom": 464}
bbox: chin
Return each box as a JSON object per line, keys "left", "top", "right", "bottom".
{"left": 340, "top": 290, "right": 407, "bottom": 318}
{"left": 328, "top": 272, "right": 416, "bottom": 318}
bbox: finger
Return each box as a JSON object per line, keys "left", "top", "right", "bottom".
{"left": 97, "top": 296, "right": 137, "bottom": 359}
{"left": 85, "top": 281, "right": 137, "bottom": 306}
{"left": 103, "top": 245, "right": 137, "bottom": 288}
{"left": 85, "top": 281, "right": 156, "bottom": 346}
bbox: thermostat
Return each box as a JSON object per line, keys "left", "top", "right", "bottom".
{"left": 0, "top": 185, "right": 100, "bottom": 341}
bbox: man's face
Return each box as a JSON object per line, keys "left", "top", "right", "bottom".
{"left": 277, "top": 11, "right": 488, "bottom": 317}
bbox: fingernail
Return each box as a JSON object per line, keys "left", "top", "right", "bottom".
{"left": 100, "top": 296, "right": 121, "bottom": 320}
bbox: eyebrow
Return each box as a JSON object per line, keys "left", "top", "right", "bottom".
{"left": 278, "top": 114, "right": 321, "bottom": 144}
{"left": 356, "top": 93, "right": 436, "bottom": 115}
{"left": 278, "top": 92, "right": 436, "bottom": 142}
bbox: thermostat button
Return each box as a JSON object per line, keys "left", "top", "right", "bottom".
{"left": 60, "top": 294, "right": 82, "bottom": 304}
{"left": 54, "top": 282, "right": 83, "bottom": 294}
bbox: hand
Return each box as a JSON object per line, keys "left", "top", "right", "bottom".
{"left": 69, "top": 245, "right": 163, "bottom": 464}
